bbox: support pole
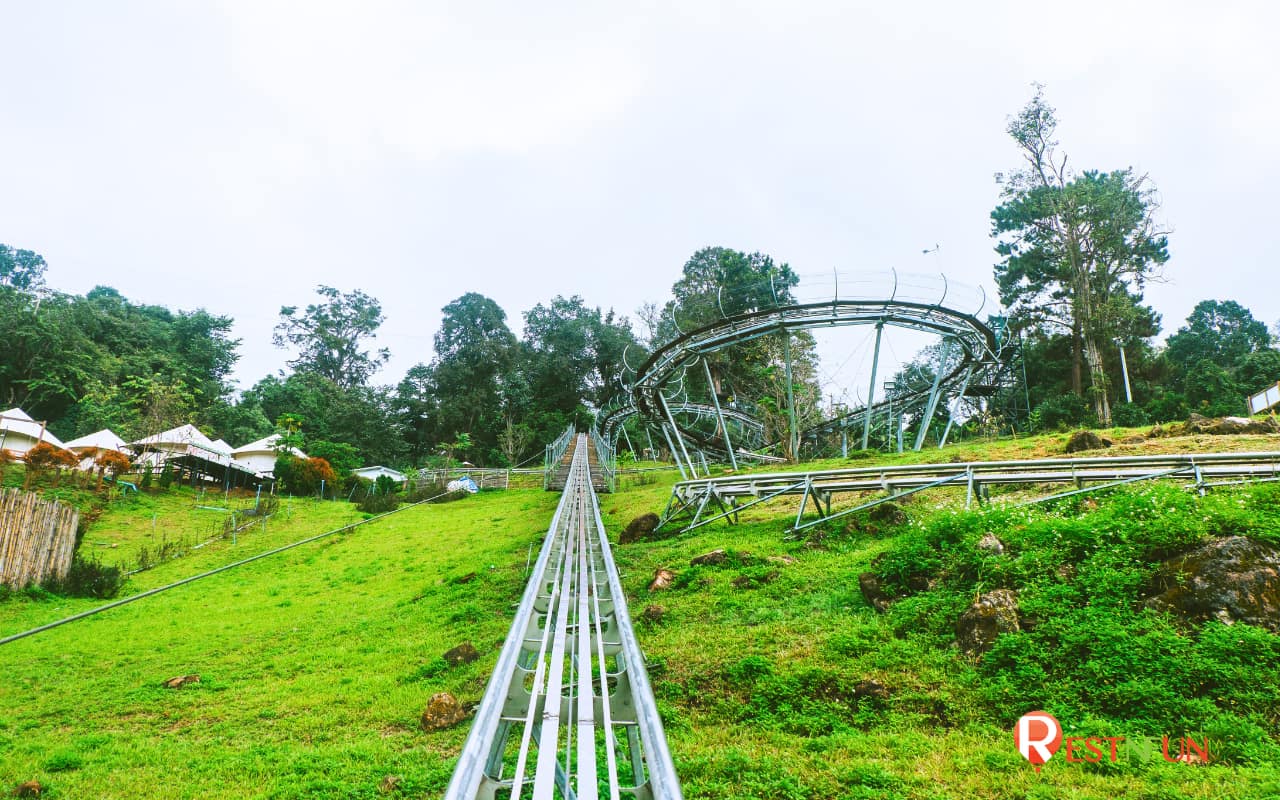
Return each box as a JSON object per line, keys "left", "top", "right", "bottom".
{"left": 914, "top": 338, "right": 954, "bottom": 451}
{"left": 659, "top": 392, "right": 698, "bottom": 478}
{"left": 620, "top": 425, "right": 636, "bottom": 460}
{"left": 938, "top": 365, "right": 974, "bottom": 449}
{"left": 644, "top": 426, "right": 656, "bottom": 461}
{"left": 783, "top": 330, "right": 798, "bottom": 461}
{"left": 862, "top": 321, "right": 884, "bottom": 451}
{"left": 658, "top": 423, "right": 688, "bottom": 481}
{"left": 1117, "top": 340, "right": 1134, "bottom": 404}
{"left": 703, "top": 358, "right": 738, "bottom": 471}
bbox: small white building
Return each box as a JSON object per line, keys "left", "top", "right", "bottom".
{"left": 63, "top": 428, "right": 132, "bottom": 472}
{"left": 231, "top": 434, "right": 307, "bottom": 478}
{"left": 0, "top": 408, "right": 66, "bottom": 458}
{"left": 352, "top": 465, "right": 406, "bottom": 484}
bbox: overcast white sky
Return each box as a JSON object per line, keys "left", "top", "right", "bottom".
{"left": 3, "top": 1, "right": 1277, "bottom": 403}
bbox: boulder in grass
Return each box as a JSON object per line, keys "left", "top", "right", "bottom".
{"left": 690, "top": 549, "right": 727, "bottom": 567}
{"left": 648, "top": 568, "right": 675, "bottom": 591}
{"left": 620, "top": 513, "right": 660, "bottom": 544}
{"left": 442, "top": 642, "right": 479, "bottom": 666}
{"left": 1144, "top": 536, "right": 1280, "bottom": 632}
{"left": 420, "top": 692, "right": 467, "bottom": 731}
{"left": 1064, "top": 430, "right": 1111, "bottom": 453}
{"left": 161, "top": 674, "right": 200, "bottom": 689}
{"left": 956, "top": 589, "right": 1020, "bottom": 657}
{"left": 11, "top": 781, "right": 42, "bottom": 798}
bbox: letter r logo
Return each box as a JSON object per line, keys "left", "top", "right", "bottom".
{"left": 1015, "top": 711, "right": 1063, "bottom": 771}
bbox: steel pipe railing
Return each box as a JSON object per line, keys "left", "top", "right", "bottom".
{"left": 448, "top": 435, "right": 682, "bottom": 800}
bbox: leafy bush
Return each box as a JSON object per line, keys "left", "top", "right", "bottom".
{"left": 1110, "top": 403, "right": 1150, "bottom": 427}
{"left": 275, "top": 455, "right": 338, "bottom": 496}
{"left": 357, "top": 491, "right": 400, "bottom": 514}
{"left": 48, "top": 554, "right": 124, "bottom": 599}
{"left": 1031, "top": 393, "right": 1096, "bottom": 431}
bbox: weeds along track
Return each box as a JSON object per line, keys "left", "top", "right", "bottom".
{"left": 447, "top": 434, "right": 681, "bottom": 800}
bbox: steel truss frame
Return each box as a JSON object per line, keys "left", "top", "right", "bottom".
{"left": 657, "top": 451, "right": 1280, "bottom": 534}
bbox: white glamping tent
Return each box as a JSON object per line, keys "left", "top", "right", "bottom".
{"left": 0, "top": 408, "right": 66, "bottom": 457}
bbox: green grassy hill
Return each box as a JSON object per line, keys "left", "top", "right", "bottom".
{"left": 3, "top": 429, "right": 1280, "bottom": 798}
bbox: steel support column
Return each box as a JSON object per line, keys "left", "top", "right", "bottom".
{"left": 914, "top": 338, "right": 954, "bottom": 451}
{"left": 659, "top": 422, "right": 688, "bottom": 481}
{"left": 861, "top": 320, "right": 884, "bottom": 450}
{"left": 783, "top": 330, "right": 798, "bottom": 461}
{"left": 938, "top": 365, "right": 974, "bottom": 449}
{"left": 703, "top": 358, "right": 738, "bottom": 471}
{"left": 659, "top": 391, "right": 699, "bottom": 478}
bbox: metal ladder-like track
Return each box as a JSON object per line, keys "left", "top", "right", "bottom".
{"left": 446, "top": 435, "right": 682, "bottom": 800}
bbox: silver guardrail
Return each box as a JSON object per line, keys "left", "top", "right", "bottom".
{"left": 589, "top": 426, "right": 617, "bottom": 493}
{"left": 543, "top": 425, "right": 576, "bottom": 490}
{"left": 660, "top": 450, "right": 1280, "bottom": 533}
{"left": 447, "top": 435, "right": 682, "bottom": 800}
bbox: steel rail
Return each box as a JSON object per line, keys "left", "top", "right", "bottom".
{"left": 602, "top": 273, "right": 1006, "bottom": 464}
{"left": 447, "top": 435, "right": 682, "bottom": 800}
{"left": 658, "top": 450, "right": 1280, "bottom": 532}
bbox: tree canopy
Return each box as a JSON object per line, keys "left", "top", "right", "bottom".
{"left": 993, "top": 86, "right": 1169, "bottom": 425}
{"left": 273, "top": 285, "right": 390, "bottom": 388}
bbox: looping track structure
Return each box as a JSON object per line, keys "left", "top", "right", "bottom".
{"left": 447, "top": 435, "right": 681, "bottom": 800}
{"left": 599, "top": 270, "right": 1007, "bottom": 474}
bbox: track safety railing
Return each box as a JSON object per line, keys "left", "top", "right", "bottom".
{"left": 590, "top": 426, "right": 617, "bottom": 493}
{"left": 659, "top": 450, "right": 1280, "bottom": 533}
{"left": 544, "top": 425, "right": 576, "bottom": 491}
{"left": 448, "top": 435, "right": 682, "bottom": 800}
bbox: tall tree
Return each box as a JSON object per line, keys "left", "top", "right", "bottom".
{"left": 992, "top": 86, "right": 1170, "bottom": 424}
{"left": 0, "top": 244, "right": 47, "bottom": 292}
{"left": 429, "top": 293, "right": 517, "bottom": 462}
{"left": 273, "top": 285, "right": 390, "bottom": 388}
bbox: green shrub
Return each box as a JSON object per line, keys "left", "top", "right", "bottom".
{"left": 1110, "top": 403, "right": 1150, "bottom": 427}
{"left": 48, "top": 555, "right": 124, "bottom": 599}
{"left": 1032, "top": 393, "right": 1096, "bottom": 430}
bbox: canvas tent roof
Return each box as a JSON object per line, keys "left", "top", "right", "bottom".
{"left": 231, "top": 434, "right": 306, "bottom": 460}
{"left": 352, "top": 465, "right": 406, "bottom": 482}
{"left": 131, "top": 424, "right": 227, "bottom": 456}
{"left": 63, "top": 428, "right": 129, "bottom": 453}
{"left": 0, "top": 408, "right": 66, "bottom": 449}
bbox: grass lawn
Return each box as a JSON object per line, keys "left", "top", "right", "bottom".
{"left": 3, "top": 429, "right": 1280, "bottom": 798}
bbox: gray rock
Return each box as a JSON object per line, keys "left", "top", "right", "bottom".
{"left": 858, "top": 572, "right": 893, "bottom": 613}
{"left": 442, "top": 642, "right": 479, "bottom": 666}
{"left": 420, "top": 692, "right": 467, "bottom": 731}
{"left": 1144, "top": 536, "right": 1280, "bottom": 631}
{"left": 956, "top": 589, "right": 1020, "bottom": 657}
{"left": 1065, "top": 430, "right": 1111, "bottom": 453}
{"left": 977, "top": 533, "right": 1005, "bottom": 555}
{"left": 690, "top": 549, "right": 727, "bottom": 566}
{"left": 620, "top": 513, "right": 660, "bottom": 544}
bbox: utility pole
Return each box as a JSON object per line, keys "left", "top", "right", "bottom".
{"left": 1116, "top": 338, "right": 1133, "bottom": 404}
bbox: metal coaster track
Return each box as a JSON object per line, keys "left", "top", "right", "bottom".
{"left": 658, "top": 450, "right": 1280, "bottom": 534}
{"left": 447, "top": 434, "right": 682, "bottom": 800}
{"left": 601, "top": 271, "right": 1007, "bottom": 473}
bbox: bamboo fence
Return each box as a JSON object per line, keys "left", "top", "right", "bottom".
{"left": 0, "top": 488, "right": 80, "bottom": 589}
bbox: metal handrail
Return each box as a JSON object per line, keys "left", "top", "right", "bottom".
{"left": 589, "top": 426, "right": 617, "bottom": 493}
{"left": 446, "top": 435, "right": 683, "bottom": 799}
{"left": 543, "top": 425, "right": 576, "bottom": 490}
{"left": 660, "top": 450, "right": 1280, "bottom": 531}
